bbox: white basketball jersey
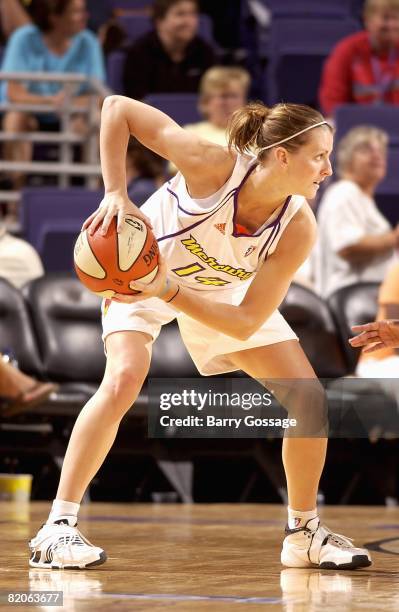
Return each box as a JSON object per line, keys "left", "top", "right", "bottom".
{"left": 141, "top": 153, "right": 305, "bottom": 292}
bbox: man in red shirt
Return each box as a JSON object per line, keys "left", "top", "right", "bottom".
{"left": 319, "top": 0, "right": 399, "bottom": 116}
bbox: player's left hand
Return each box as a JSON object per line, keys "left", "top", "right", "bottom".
{"left": 112, "top": 254, "right": 169, "bottom": 303}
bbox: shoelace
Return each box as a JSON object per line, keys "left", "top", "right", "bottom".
{"left": 323, "top": 526, "right": 354, "bottom": 548}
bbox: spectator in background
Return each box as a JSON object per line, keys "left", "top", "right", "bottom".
{"left": 312, "top": 126, "right": 398, "bottom": 298}
{"left": 126, "top": 137, "right": 166, "bottom": 205}
{"left": 168, "top": 66, "right": 250, "bottom": 174}
{"left": 319, "top": 0, "right": 399, "bottom": 116}
{"left": 123, "top": 0, "right": 215, "bottom": 100}
{"left": 0, "top": 0, "right": 105, "bottom": 192}
{"left": 0, "top": 0, "right": 30, "bottom": 44}
{"left": 184, "top": 66, "right": 250, "bottom": 144}
{"left": 0, "top": 223, "right": 44, "bottom": 288}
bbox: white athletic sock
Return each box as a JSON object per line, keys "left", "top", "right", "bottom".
{"left": 287, "top": 507, "right": 318, "bottom": 530}
{"left": 46, "top": 499, "right": 80, "bottom": 527}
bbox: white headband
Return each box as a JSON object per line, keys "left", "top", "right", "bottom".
{"left": 258, "top": 121, "right": 329, "bottom": 154}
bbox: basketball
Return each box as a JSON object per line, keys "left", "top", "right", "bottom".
{"left": 73, "top": 215, "right": 159, "bottom": 298}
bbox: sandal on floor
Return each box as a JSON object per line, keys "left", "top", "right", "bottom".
{"left": 0, "top": 382, "right": 59, "bottom": 417}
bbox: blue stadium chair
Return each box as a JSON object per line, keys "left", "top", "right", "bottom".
{"left": 335, "top": 104, "right": 399, "bottom": 146}
{"left": 116, "top": 13, "right": 215, "bottom": 46}
{"left": 107, "top": 0, "right": 152, "bottom": 10}
{"left": 116, "top": 13, "right": 152, "bottom": 42}
{"left": 21, "top": 188, "right": 103, "bottom": 272}
{"left": 264, "top": 17, "right": 361, "bottom": 105}
{"left": 259, "top": 0, "right": 355, "bottom": 18}
{"left": 106, "top": 50, "right": 125, "bottom": 93}
{"left": 144, "top": 93, "right": 201, "bottom": 125}
{"left": 128, "top": 178, "right": 157, "bottom": 206}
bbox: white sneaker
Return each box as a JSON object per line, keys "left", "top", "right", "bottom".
{"left": 281, "top": 517, "right": 371, "bottom": 570}
{"left": 29, "top": 520, "right": 106, "bottom": 569}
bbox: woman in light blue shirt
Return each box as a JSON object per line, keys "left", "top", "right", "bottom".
{"left": 1, "top": 0, "right": 105, "bottom": 190}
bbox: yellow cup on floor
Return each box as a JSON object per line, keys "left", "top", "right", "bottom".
{"left": 0, "top": 474, "right": 32, "bottom": 502}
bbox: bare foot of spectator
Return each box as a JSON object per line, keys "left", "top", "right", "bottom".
{"left": 0, "top": 357, "right": 58, "bottom": 417}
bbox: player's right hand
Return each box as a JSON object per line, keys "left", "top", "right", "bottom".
{"left": 82, "top": 192, "right": 153, "bottom": 235}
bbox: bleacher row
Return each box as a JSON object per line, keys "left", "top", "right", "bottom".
{"left": 3, "top": 270, "right": 398, "bottom": 502}
{"left": 107, "top": 2, "right": 363, "bottom": 107}
{"left": 0, "top": 270, "right": 393, "bottom": 413}
{"left": 17, "top": 101, "right": 399, "bottom": 276}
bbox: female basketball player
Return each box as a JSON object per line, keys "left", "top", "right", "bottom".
{"left": 29, "top": 96, "right": 372, "bottom": 570}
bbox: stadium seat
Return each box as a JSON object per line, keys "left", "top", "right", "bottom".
{"left": 128, "top": 178, "right": 157, "bottom": 206}
{"left": 144, "top": 93, "right": 201, "bottom": 125}
{"left": 262, "top": 0, "right": 354, "bottom": 18}
{"left": 108, "top": 0, "right": 152, "bottom": 10}
{"left": 375, "top": 190, "right": 399, "bottom": 227}
{"left": 280, "top": 282, "right": 349, "bottom": 378}
{"left": 21, "top": 188, "right": 103, "bottom": 272}
{"left": 0, "top": 278, "right": 43, "bottom": 378}
{"left": 327, "top": 282, "right": 380, "bottom": 373}
{"left": 264, "top": 17, "right": 361, "bottom": 105}
{"left": 117, "top": 13, "right": 215, "bottom": 46}
{"left": 23, "top": 275, "right": 105, "bottom": 384}
{"left": 106, "top": 50, "right": 126, "bottom": 94}
{"left": 335, "top": 104, "right": 399, "bottom": 146}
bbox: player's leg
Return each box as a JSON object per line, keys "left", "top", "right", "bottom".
{"left": 228, "top": 341, "right": 326, "bottom": 511}
{"left": 29, "top": 330, "right": 152, "bottom": 569}
{"left": 228, "top": 340, "right": 371, "bottom": 570}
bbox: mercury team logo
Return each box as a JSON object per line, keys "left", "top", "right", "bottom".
{"left": 214, "top": 223, "right": 226, "bottom": 234}
{"left": 244, "top": 246, "right": 256, "bottom": 257}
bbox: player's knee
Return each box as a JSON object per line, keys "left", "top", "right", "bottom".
{"left": 100, "top": 365, "right": 145, "bottom": 418}
{"left": 280, "top": 379, "right": 328, "bottom": 437}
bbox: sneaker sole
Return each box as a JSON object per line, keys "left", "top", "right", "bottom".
{"left": 29, "top": 550, "right": 107, "bottom": 570}
{"left": 319, "top": 555, "right": 372, "bottom": 570}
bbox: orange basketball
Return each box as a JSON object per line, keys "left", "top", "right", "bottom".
{"left": 73, "top": 215, "right": 159, "bottom": 298}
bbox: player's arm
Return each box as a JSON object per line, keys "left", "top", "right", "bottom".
{"left": 122, "top": 203, "right": 317, "bottom": 341}
{"left": 83, "top": 95, "right": 235, "bottom": 234}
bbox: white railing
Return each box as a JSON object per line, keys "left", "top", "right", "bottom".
{"left": 0, "top": 72, "right": 111, "bottom": 200}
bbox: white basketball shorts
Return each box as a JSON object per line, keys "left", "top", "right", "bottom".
{"left": 101, "top": 285, "right": 298, "bottom": 376}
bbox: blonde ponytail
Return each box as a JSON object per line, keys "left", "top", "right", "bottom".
{"left": 228, "top": 101, "right": 331, "bottom": 160}
{"left": 228, "top": 102, "right": 271, "bottom": 154}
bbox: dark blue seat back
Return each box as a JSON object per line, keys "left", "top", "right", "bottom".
{"left": 21, "top": 188, "right": 103, "bottom": 273}
{"left": 107, "top": 50, "right": 125, "bottom": 93}
{"left": 144, "top": 93, "right": 201, "bottom": 125}
{"left": 117, "top": 13, "right": 215, "bottom": 46}
{"left": 261, "top": 0, "right": 355, "bottom": 18}
{"left": 265, "top": 18, "right": 360, "bottom": 104}
{"left": 107, "top": 0, "right": 152, "bottom": 10}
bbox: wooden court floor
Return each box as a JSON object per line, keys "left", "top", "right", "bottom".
{"left": 1, "top": 502, "right": 399, "bottom": 611}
